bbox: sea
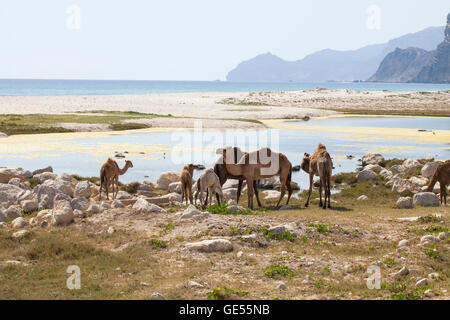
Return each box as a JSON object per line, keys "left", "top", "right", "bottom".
{"left": 0, "top": 79, "right": 448, "bottom": 96}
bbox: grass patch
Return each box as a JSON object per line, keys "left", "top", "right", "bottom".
{"left": 207, "top": 203, "right": 254, "bottom": 215}
{"left": 263, "top": 264, "right": 296, "bottom": 279}
{"left": 206, "top": 286, "right": 249, "bottom": 300}
{"left": 262, "top": 227, "right": 295, "bottom": 242}
{"left": 148, "top": 238, "right": 167, "bottom": 249}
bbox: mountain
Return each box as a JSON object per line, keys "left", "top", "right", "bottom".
{"left": 226, "top": 26, "right": 444, "bottom": 82}
{"left": 412, "top": 13, "right": 450, "bottom": 83}
{"left": 367, "top": 48, "right": 433, "bottom": 82}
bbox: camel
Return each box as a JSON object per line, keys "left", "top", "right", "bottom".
{"left": 180, "top": 164, "right": 199, "bottom": 205}
{"left": 213, "top": 147, "right": 262, "bottom": 207}
{"left": 0, "top": 173, "right": 25, "bottom": 184}
{"left": 194, "top": 169, "right": 224, "bottom": 209}
{"left": 99, "top": 158, "right": 134, "bottom": 200}
{"left": 221, "top": 147, "right": 293, "bottom": 209}
{"left": 427, "top": 160, "right": 450, "bottom": 205}
{"left": 301, "top": 143, "right": 333, "bottom": 209}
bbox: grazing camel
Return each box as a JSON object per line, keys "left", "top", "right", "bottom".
{"left": 301, "top": 143, "right": 333, "bottom": 209}
{"left": 180, "top": 164, "right": 199, "bottom": 205}
{"left": 213, "top": 147, "right": 262, "bottom": 207}
{"left": 0, "top": 173, "right": 25, "bottom": 184}
{"left": 221, "top": 147, "right": 293, "bottom": 209}
{"left": 99, "top": 158, "right": 134, "bottom": 200}
{"left": 427, "top": 160, "right": 450, "bottom": 205}
{"left": 194, "top": 169, "right": 224, "bottom": 208}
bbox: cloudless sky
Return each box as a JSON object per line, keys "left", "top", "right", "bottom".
{"left": 0, "top": 0, "right": 448, "bottom": 80}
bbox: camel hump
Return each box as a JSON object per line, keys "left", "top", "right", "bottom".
{"left": 317, "top": 143, "right": 327, "bottom": 150}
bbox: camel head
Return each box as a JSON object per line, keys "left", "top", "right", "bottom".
{"left": 125, "top": 160, "right": 134, "bottom": 168}
{"left": 301, "top": 153, "right": 311, "bottom": 174}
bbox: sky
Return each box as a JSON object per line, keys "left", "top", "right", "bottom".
{"left": 0, "top": 0, "right": 448, "bottom": 81}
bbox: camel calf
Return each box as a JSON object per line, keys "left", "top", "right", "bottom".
{"left": 194, "top": 169, "right": 223, "bottom": 208}
{"left": 427, "top": 160, "right": 450, "bottom": 205}
{"left": 180, "top": 164, "right": 199, "bottom": 205}
{"left": 301, "top": 143, "right": 333, "bottom": 209}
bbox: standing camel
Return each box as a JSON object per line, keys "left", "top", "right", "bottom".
{"left": 180, "top": 164, "right": 199, "bottom": 205}
{"left": 99, "top": 158, "right": 134, "bottom": 200}
{"left": 213, "top": 147, "right": 262, "bottom": 207}
{"left": 301, "top": 143, "right": 333, "bottom": 209}
{"left": 221, "top": 147, "right": 293, "bottom": 209}
{"left": 427, "top": 160, "right": 450, "bottom": 205}
{"left": 194, "top": 169, "right": 224, "bottom": 209}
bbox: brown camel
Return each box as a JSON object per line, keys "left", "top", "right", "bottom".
{"left": 427, "top": 160, "right": 450, "bottom": 205}
{"left": 99, "top": 158, "right": 134, "bottom": 200}
{"left": 180, "top": 164, "right": 199, "bottom": 205}
{"left": 0, "top": 173, "right": 25, "bottom": 184}
{"left": 221, "top": 147, "right": 293, "bottom": 209}
{"left": 213, "top": 147, "right": 262, "bottom": 207}
{"left": 301, "top": 143, "right": 333, "bottom": 209}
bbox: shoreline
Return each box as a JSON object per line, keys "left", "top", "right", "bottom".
{"left": 0, "top": 89, "right": 448, "bottom": 136}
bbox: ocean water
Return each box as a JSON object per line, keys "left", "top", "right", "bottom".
{"left": 0, "top": 79, "right": 448, "bottom": 96}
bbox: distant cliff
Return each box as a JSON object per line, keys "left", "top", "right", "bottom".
{"left": 226, "top": 26, "right": 444, "bottom": 82}
{"left": 412, "top": 13, "right": 450, "bottom": 83}
{"left": 367, "top": 48, "right": 433, "bottom": 82}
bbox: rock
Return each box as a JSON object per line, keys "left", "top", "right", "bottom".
{"left": 12, "top": 229, "right": 30, "bottom": 239}
{"left": 188, "top": 281, "right": 204, "bottom": 289}
{"left": 364, "top": 164, "right": 383, "bottom": 173}
{"left": 100, "top": 201, "right": 110, "bottom": 211}
{"left": 166, "top": 192, "right": 182, "bottom": 202}
{"left": 107, "top": 226, "right": 115, "bottom": 234}
{"left": 71, "top": 197, "right": 90, "bottom": 211}
{"left": 362, "top": 153, "right": 384, "bottom": 166}
{"left": 0, "top": 167, "right": 32, "bottom": 179}
{"left": 420, "top": 235, "right": 440, "bottom": 245}
{"left": 222, "top": 188, "right": 238, "bottom": 201}
{"left": 73, "top": 209, "right": 85, "bottom": 218}
{"left": 424, "top": 289, "right": 435, "bottom": 297}
{"left": 181, "top": 205, "right": 204, "bottom": 219}
{"left": 20, "top": 199, "right": 38, "bottom": 213}
{"left": 380, "top": 169, "right": 393, "bottom": 180}
{"left": 428, "top": 272, "right": 439, "bottom": 280}
{"left": 111, "top": 200, "right": 125, "bottom": 209}
{"left": 227, "top": 205, "right": 245, "bottom": 213}
{"left": 12, "top": 217, "right": 26, "bottom": 228}
{"left": 277, "top": 283, "right": 287, "bottom": 290}
{"left": 395, "top": 266, "right": 409, "bottom": 277}
{"left": 267, "top": 224, "right": 296, "bottom": 237}
{"left": 32, "top": 166, "right": 53, "bottom": 175}
{"left": 87, "top": 202, "right": 101, "bottom": 214}
{"left": 52, "top": 175, "right": 74, "bottom": 197}
{"left": 33, "top": 172, "right": 57, "bottom": 184}
{"left": 241, "top": 234, "right": 257, "bottom": 241}
{"left": 398, "top": 239, "right": 410, "bottom": 247}
{"left": 356, "top": 170, "right": 377, "bottom": 181}
{"left": 438, "top": 232, "right": 449, "bottom": 241}
{"left": 185, "top": 239, "right": 233, "bottom": 253}
{"left": 51, "top": 200, "right": 74, "bottom": 226}
{"left": 413, "top": 192, "right": 440, "bottom": 207}
{"left": 151, "top": 292, "right": 166, "bottom": 300}
{"left": 263, "top": 190, "right": 281, "bottom": 199}
{"left": 279, "top": 205, "right": 292, "bottom": 210}
{"left": 257, "top": 177, "right": 280, "bottom": 189}
{"left": 74, "top": 181, "right": 92, "bottom": 198}
{"left": 0, "top": 210, "right": 6, "bottom": 223}
{"left": 409, "top": 176, "right": 429, "bottom": 187}
{"left": 40, "top": 220, "right": 48, "bottom": 228}
{"left": 8, "top": 178, "right": 21, "bottom": 187}
{"left": 223, "top": 179, "right": 242, "bottom": 189}
{"left": 156, "top": 171, "right": 180, "bottom": 190}
{"left": 236, "top": 251, "right": 243, "bottom": 258}
{"left": 168, "top": 182, "right": 182, "bottom": 194}
{"left": 132, "top": 198, "right": 166, "bottom": 214}
{"left": 396, "top": 197, "right": 413, "bottom": 209}
{"left": 421, "top": 161, "right": 443, "bottom": 179}
{"left": 17, "top": 190, "right": 33, "bottom": 203}
{"left": 116, "top": 191, "right": 133, "bottom": 200}
{"left": 5, "top": 205, "right": 22, "bottom": 220}
{"left": 389, "top": 165, "right": 405, "bottom": 175}
{"left": 227, "top": 199, "right": 238, "bottom": 206}
{"left": 415, "top": 278, "right": 428, "bottom": 287}
{"left": 402, "top": 159, "right": 420, "bottom": 172}
{"left": 0, "top": 184, "right": 24, "bottom": 207}
{"left": 357, "top": 195, "right": 368, "bottom": 201}
{"left": 33, "top": 184, "right": 63, "bottom": 209}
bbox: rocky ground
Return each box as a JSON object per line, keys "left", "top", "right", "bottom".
{"left": 0, "top": 154, "right": 448, "bottom": 300}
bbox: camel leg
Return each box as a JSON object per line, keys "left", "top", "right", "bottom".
{"left": 254, "top": 180, "right": 262, "bottom": 207}
{"left": 286, "top": 180, "right": 293, "bottom": 205}
{"left": 305, "top": 173, "right": 313, "bottom": 207}
{"left": 318, "top": 179, "right": 323, "bottom": 208}
{"left": 209, "top": 188, "right": 213, "bottom": 208}
{"left": 189, "top": 184, "right": 193, "bottom": 205}
{"left": 105, "top": 179, "right": 110, "bottom": 200}
{"left": 236, "top": 179, "right": 243, "bottom": 203}
{"left": 247, "top": 179, "right": 254, "bottom": 210}
{"left": 276, "top": 185, "right": 286, "bottom": 208}
{"left": 327, "top": 174, "right": 331, "bottom": 208}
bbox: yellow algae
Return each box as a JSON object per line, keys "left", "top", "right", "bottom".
{"left": 262, "top": 120, "right": 450, "bottom": 144}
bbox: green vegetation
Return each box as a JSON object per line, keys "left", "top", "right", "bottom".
{"left": 149, "top": 238, "right": 167, "bottom": 249}
{"left": 263, "top": 264, "right": 296, "bottom": 278}
{"left": 262, "top": 227, "right": 295, "bottom": 242}
{"left": 206, "top": 286, "right": 249, "bottom": 300}
{"left": 207, "top": 203, "right": 254, "bottom": 215}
